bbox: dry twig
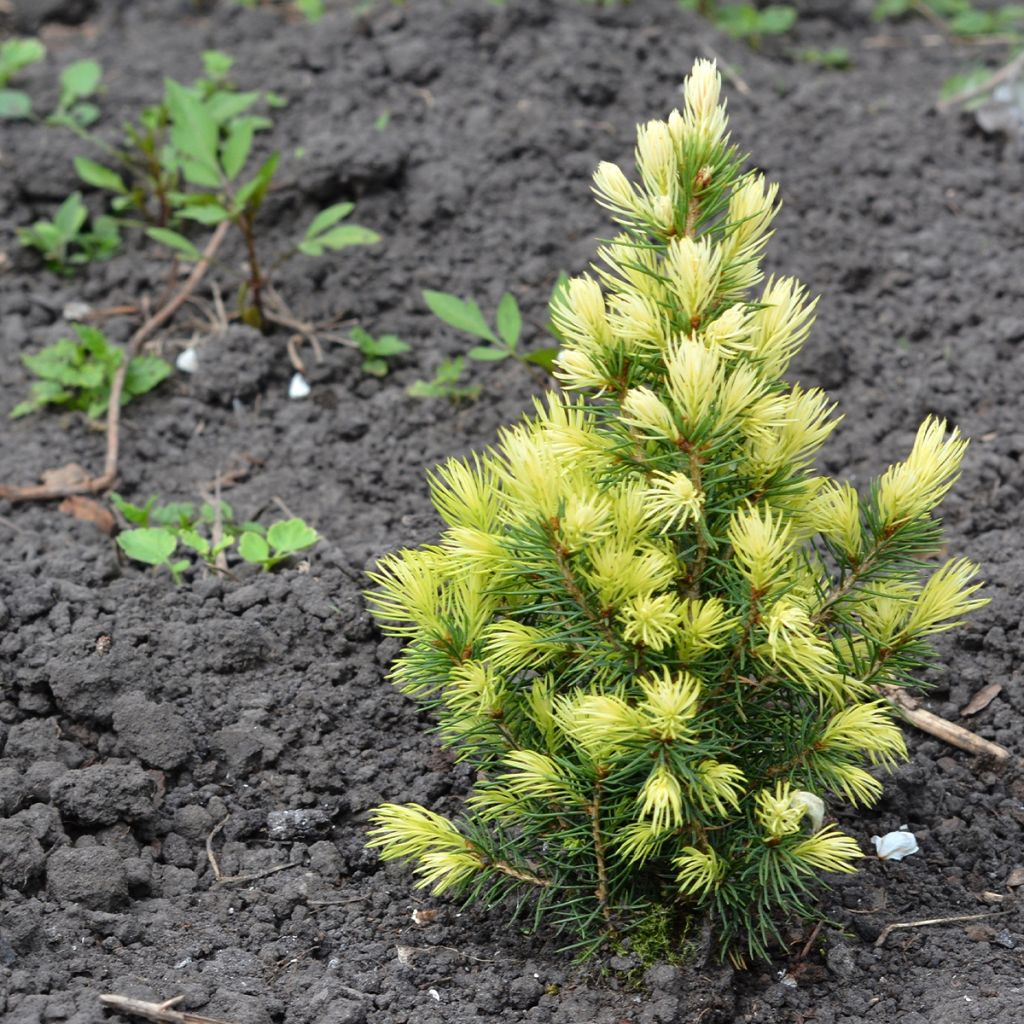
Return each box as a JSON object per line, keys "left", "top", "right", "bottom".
{"left": 1, "top": 221, "right": 230, "bottom": 505}
{"left": 874, "top": 909, "right": 1010, "bottom": 948}
{"left": 881, "top": 685, "right": 1011, "bottom": 761}
{"left": 205, "top": 816, "right": 303, "bottom": 884}
{"left": 98, "top": 994, "right": 236, "bottom": 1024}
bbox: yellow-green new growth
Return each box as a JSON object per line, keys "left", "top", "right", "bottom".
{"left": 365, "top": 58, "right": 986, "bottom": 962}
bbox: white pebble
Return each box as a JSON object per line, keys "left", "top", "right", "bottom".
{"left": 289, "top": 372, "right": 311, "bottom": 399}
{"left": 176, "top": 347, "right": 199, "bottom": 374}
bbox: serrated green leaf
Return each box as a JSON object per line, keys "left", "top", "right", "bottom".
{"left": 267, "top": 518, "right": 318, "bottom": 554}
{"left": 495, "top": 292, "right": 521, "bottom": 349}
{"left": 124, "top": 354, "right": 172, "bottom": 398}
{"left": 117, "top": 527, "right": 177, "bottom": 566}
{"left": 423, "top": 290, "right": 497, "bottom": 343}
{"left": 304, "top": 202, "right": 354, "bottom": 241}
{"left": 238, "top": 531, "right": 270, "bottom": 564}
{"left": 74, "top": 156, "right": 127, "bottom": 193}
{"left": 146, "top": 227, "right": 201, "bottom": 260}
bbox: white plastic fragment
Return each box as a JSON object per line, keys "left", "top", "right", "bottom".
{"left": 872, "top": 826, "right": 920, "bottom": 861}
{"left": 289, "top": 372, "right": 311, "bottom": 399}
{"left": 176, "top": 347, "right": 199, "bottom": 374}
{"left": 789, "top": 790, "right": 825, "bottom": 832}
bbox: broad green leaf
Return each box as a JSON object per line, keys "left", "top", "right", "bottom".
{"left": 467, "top": 346, "right": 510, "bottom": 362}
{"left": 0, "top": 39, "right": 46, "bottom": 86}
{"left": 180, "top": 157, "right": 223, "bottom": 190}
{"left": 361, "top": 358, "right": 388, "bottom": 377}
{"left": 205, "top": 89, "right": 260, "bottom": 125}
{"left": 756, "top": 5, "right": 797, "bottom": 34}
{"left": 59, "top": 58, "right": 102, "bottom": 103}
{"left": 179, "top": 529, "right": 210, "bottom": 557}
{"left": 124, "top": 354, "right": 172, "bottom": 398}
{"left": 74, "top": 156, "right": 127, "bottom": 194}
{"left": 495, "top": 292, "right": 521, "bottom": 349}
{"left": 165, "top": 78, "right": 219, "bottom": 175}
{"left": 0, "top": 89, "right": 32, "bottom": 119}
{"left": 238, "top": 531, "right": 270, "bottom": 564}
{"left": 267, "top": 518, "right": 318, "bottom": 554}
{"left": 117, "top": 527, "right": 176, "bottom": 566}
{"left": 304, "top": 202, "right": 354, "bottom": 241}
{"left": 146, "top": 227, "right": 201, "bottom": 261}
{"left": 422, "top": 289, "right": 497, "bottom": 343}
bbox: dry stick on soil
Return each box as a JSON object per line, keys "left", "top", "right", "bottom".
{"left": 880, "top": 685, "right": 1011, "bottom": 761}
{"left": 874, "top": 909, "right": 1011, "bottom": 948}
{"left": 98, "top": 994, "right": 237, "bottom": 1024}
{"left": 0, "top": 221, "right": 230, "bottom": 505}
{"left": 204, "top": 816, "right": 304, "bottom": 884}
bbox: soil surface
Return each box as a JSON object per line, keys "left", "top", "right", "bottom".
{"left": 2, "top": 2, "right": 1024, "bottom": 1022}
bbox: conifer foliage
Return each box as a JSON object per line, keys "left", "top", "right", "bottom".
{"left": 366, "top": 60, "right": 986, "bottom": 961}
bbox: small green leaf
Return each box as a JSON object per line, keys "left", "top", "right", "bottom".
{"left": 467, "top": 346, "right": 511, "bottom": 362}
{"left": 524, "top": 347, "right": 560, "bottom": 374}
{"left": 179, "top": 203, "right": 232, "bottom": 225}
{"left": 124, "top": 355, "right": 172, "bottom": 399}
{"left": 117, "top": 527, "right": 177, "bottom": 567}
{"left": 362, "top": 358, "right": 388, "bottom": 377}
{"left": 0, "top": 39, "right": 46, "bottom": 87}
{"left": 221, "top": 119, "right": 255, "bottom": 180}
{"left": 179, "top": 529, "right": 211, "bottom": 557}
{"left": 0, "top": 89, "right": 32, "bottom": 119}
{"left": 238, "top": 531, "right": 270, "bottom": 565}
{"left": 53, "top": 192, "right": 88, "bottom": 239}
{"left": 70, "top": 101, "right": 100, "bottom": 128}
{"left": 495, "top": 292, "right": 521, "bottom": 349}
{"left": 165, "top": 78, "right": 220, "bottom": 175}
{"left": 234, "top": 151, "right": 279, "bottom": 213}
{"left": 303, "top": 202, "right": 354, "bottom": 241}
{"left": 146, "top": 227, "right": 201, "bottom": 261}
{"left": 74, "top": 157, "right": 127, "bottom": 194}
{"left": 422, "top": 290, "right": 497, "bottom": 343}
{"left": 59, "top": 58, "right": 102, "bottom": 104}
{"left": 755, "top": 5, "right": 797, "bottom": 35}
{"left": 299, "top": 224, "right": 380, "bottom": 256}
{"left": 201, "top": 49, "right": 234, "bottom": 81}
{"left": 296, "top": 0, "right": 324, "bottom": 22}
{"left": 267, "top": 518, "right": 318, "bottom": 554}
{"left": 366, "top": 334, "right": 410, "bottom": 357}
{"left": 110, "top": 492, "right": 154, "bottom": 527}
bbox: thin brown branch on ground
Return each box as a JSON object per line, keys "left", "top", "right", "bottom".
{"left": 0, "top": 221, "right": 230, "bottom": 505}
{"left": 874, "top": 909, "right": 1010, "bottom": 948}
{"left": 98, "top": 994, "right": 237, "bottom": 1024}
{"left": 204, "top": 816, "right": 303, "bottom": 885}
{"left": 880, "top": 685, "right": 1011, "bottom": 761}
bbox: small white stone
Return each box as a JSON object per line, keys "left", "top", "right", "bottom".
{"left": 871, "top": 828, "right": 920, "bottom": 861}
{"left": 63, "top": 301, "right": 92, "bottom": 322}
{"left": 428, "top": 989, "right": 441, "bottom": 1001}
{"left": 289, "top": 372, "right": 311, "bottom": 399}
{"left": 176, "top": 347, "right": 199, "bottom": 374}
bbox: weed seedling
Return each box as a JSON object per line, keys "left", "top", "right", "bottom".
{"left": 679, "top": 0, "right": 796, "bottom": 44}
{"left": 0, "top": 37, "right": 46, "bottom": 120}
{"left": 17, "top": 192, "right": 121, "bottom": 273}
{"left": 350, "top": 326, "right": 410, "bottom": 377}
{"left": 47, "top": 58, "right": 103, "bottom": 128}
{"left": 113, "top": 494, "right": 318, "bottom": 581}
{"left": 11, "top": 324, "right": 169, "bottom": 419}
{"left": 366, "top": 60, "right": 987, "bottom": 963}
{"left": 407, "top": 356, "right": 481, "bottom": 401}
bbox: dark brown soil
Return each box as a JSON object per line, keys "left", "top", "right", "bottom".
{"left": 2, "top": 2, "right": 1023, "bottom": 1022}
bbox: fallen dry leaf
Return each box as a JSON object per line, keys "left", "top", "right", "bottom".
{"left": 1006, "top": 866, "right": 1024, "bottom": 889}
{"left": 961, "top": 683, "right": 1002, "bottom": 717}
{"left": 42, "top": 463, "right": 91, "bottom": 490}
{"left": 59, "top": 495, "right": 116, "bottom": 535}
